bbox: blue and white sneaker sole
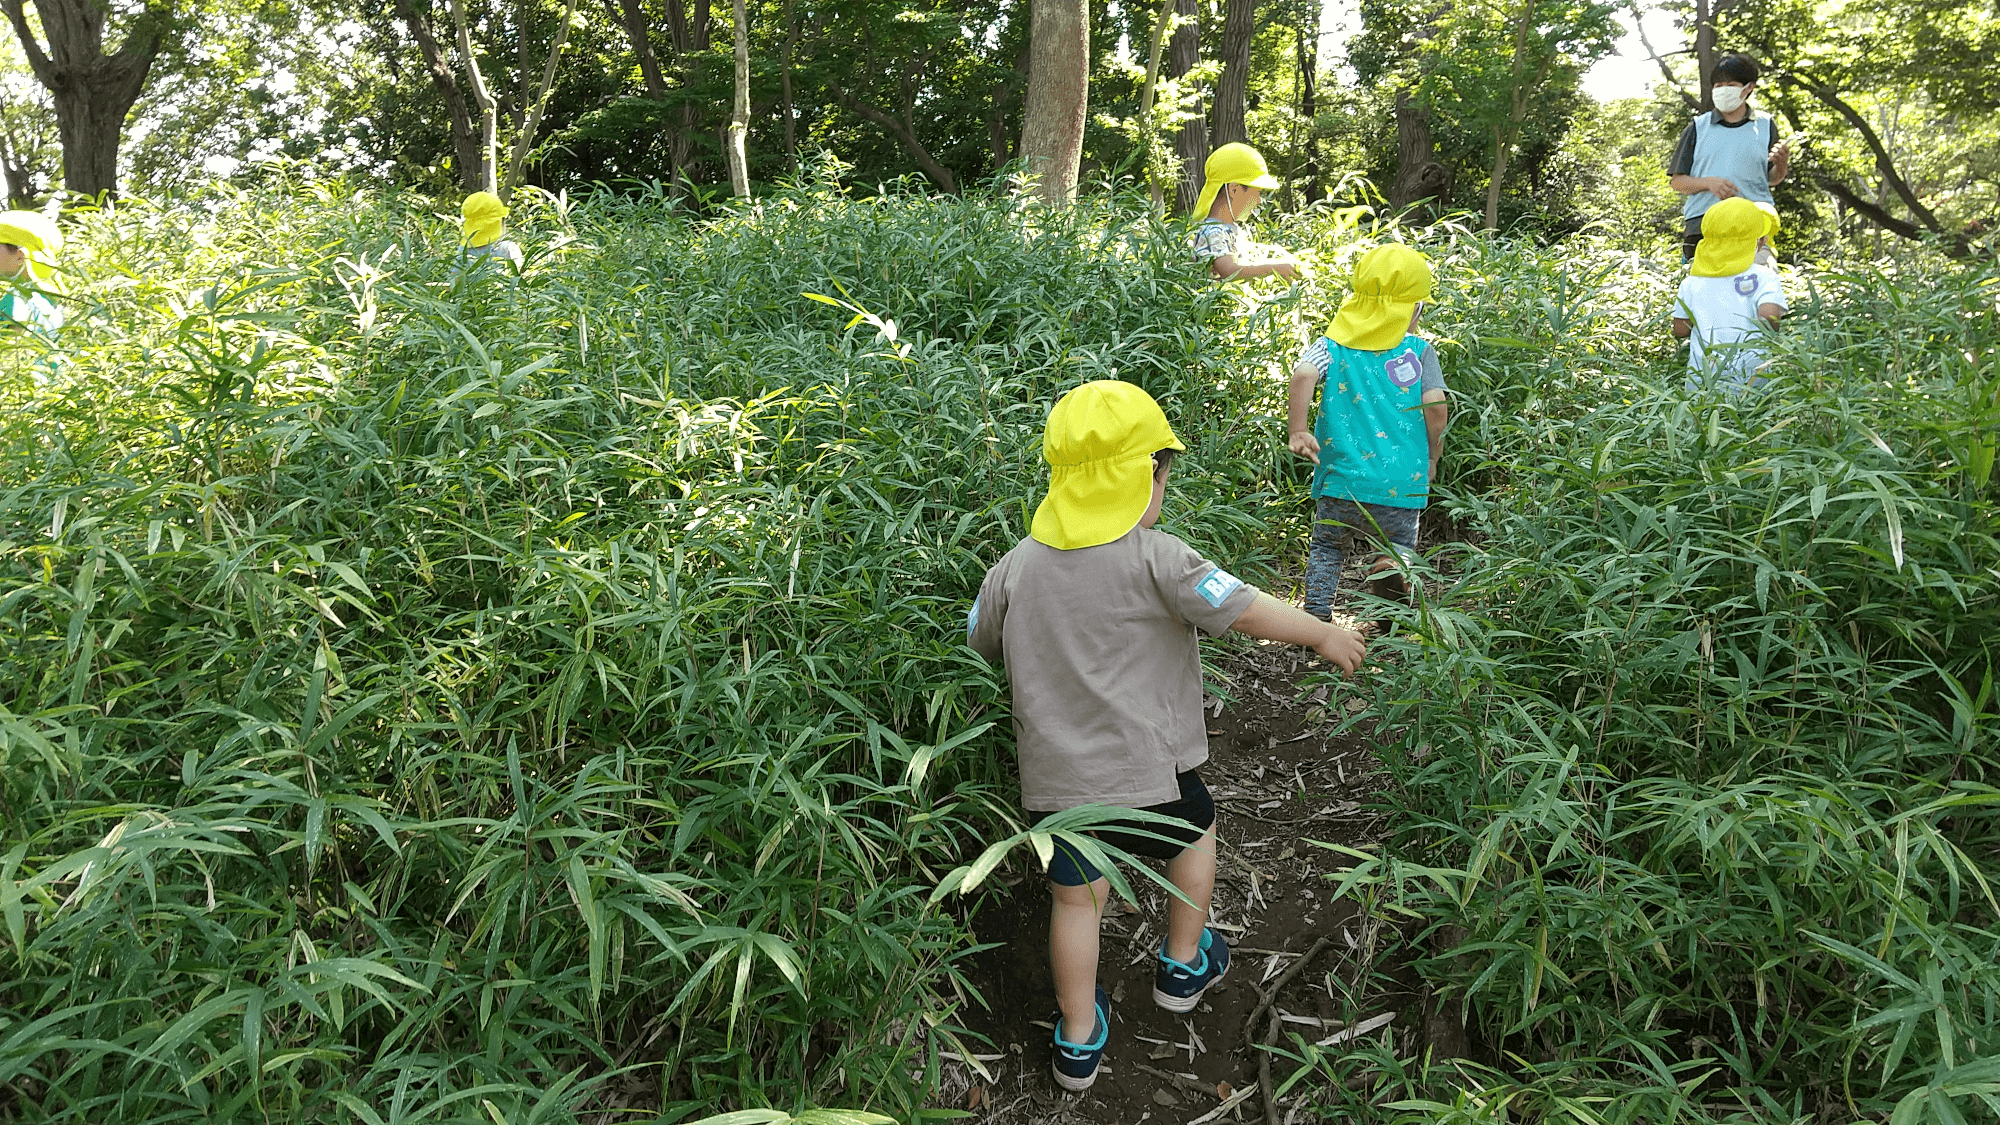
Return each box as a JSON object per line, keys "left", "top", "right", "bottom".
{"left": 1154, "top": 960, "right": 1225, "bottom": 1012}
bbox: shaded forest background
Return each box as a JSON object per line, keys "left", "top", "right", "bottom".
{"left": 0, "top": 0, "right": 1995, "bottom": 252}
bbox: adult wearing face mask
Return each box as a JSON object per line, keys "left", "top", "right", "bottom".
{"left": 1667, "top": 53, "right": 1791, "bottom": 263}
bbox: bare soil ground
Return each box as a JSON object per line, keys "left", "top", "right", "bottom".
{"left": 939, "top": 640, "right": 1411, "bottom": 1125}
{"left": 933, "top": 514, "right": 1477, "bottom": 1124}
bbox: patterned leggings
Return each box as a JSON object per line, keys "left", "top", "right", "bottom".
{"left": 1304, "top": 497, "right": 1421, "bottom": 621}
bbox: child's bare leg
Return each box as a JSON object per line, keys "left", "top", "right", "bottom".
{"left": 1050, "top": 877, "right": 1111, "bottom": 1039}
{"left": 1164, "top": 827, "right": 1218, "bottom": 964}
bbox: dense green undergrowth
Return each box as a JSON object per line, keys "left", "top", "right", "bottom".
{"left": 6, "top": 180, "right": 1995, "bottom": 1125}
{"left": 1298, "top": 237, "right": 2000, "bottom": 1123}
{"left": 0, "top": 179, "right": 1300, "bottom": 1122}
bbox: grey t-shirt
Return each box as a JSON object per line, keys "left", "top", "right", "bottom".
{"left": 967, "top": 526, "right": 1260, "bottom": 811}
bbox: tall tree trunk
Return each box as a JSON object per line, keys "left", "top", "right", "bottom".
{"left": 1388, "top": 89, "right": 1446, "bottom": 209}
{"left": 1020, "top": 0, "right": 1089, "bottom": 204}
{"left": 1137, "top": 0, "right": 1174, "bottom": 211}
{"left": 393, "top": 0, "right": 485, "bottom": 190}
{"left": 606, "top": 0, "right": 667, "bottom": 98}
{"left": 1210, "top": 0, "right": 1255, "bottom": 146}
{"left": 1, "top": 0, "right": 172, "bottom": 201}
{"left": 726, "top": 0, "right": 749, "bottom": 195}
{"left": 506, "top": 0, "right": 577, "bottom": 190}
{"left": 1295, "top": 23, "right": 1320, "bottom": 204}
{"left": 1167, "top": 0, "right": 1205, "bottom": 213}
{"left": 450, "top": 0, "right": 499, "bottom": 193}
{"left": 666, "top": 0, "right": 711, "bottom": 191}
{"left": 1694, "top": 0, "right": 1715, "bottom": 108}
{"left": 781, "top": 0, "right": 799, "bottom": 166}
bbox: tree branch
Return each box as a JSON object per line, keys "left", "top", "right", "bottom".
{"left": 1789, "top": 74, "right": 1941, "bottom": 233}
{"left": 831, "top": 82, "right": 957, "bottom": 192}
{"left": 1627, "top": 0, "right": 1695, "bottom": 111}
{"left": 0, "top": 0, "right": 55, "bottom": 82}
{"left": 1809, "top": 170, "right": 1972, "bottom": 257}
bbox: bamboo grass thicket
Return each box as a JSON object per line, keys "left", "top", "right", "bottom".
{"left": 1279, "top": 233, "right": 2000, "bottom": 1123}
{"left": 0, "top": 177, "right": 1301, "bottom": 1122}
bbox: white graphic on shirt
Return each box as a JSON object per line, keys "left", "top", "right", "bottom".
{"left": 1734, "top": 274, "right": 1758, "bottom": 295}
{"left": 1195, "top": 568, "right": 1244, "bottom": 608}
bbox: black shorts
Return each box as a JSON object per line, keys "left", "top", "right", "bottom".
{"left": 1029, "top": 769, "right": 1216, "bottom": 886}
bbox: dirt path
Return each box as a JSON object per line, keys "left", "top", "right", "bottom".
{"left": 944, "top": 640, "right": 1414, "bottom": 1124}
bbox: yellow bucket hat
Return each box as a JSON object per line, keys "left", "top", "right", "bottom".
{"left": 1031, "top": 380, "right": 1186, "bottom": 551}
{"left": 1330, "top": 244, "right": 1433, "bottom": 351}
{"left": 1691, "top": 197, "right": 1776, "bottom": 277}
{"left": 461, "top": 191, "right": 508, "bottom": 247}
{"left": 1193, "top": 143, "right": 1281, "bottom": 221}
{"left": 0, "top": 210, "right": 63, "bottom": 293}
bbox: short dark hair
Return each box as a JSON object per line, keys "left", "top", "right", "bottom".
{"left": 1152, "top": 448, "right": 1178, "bottom": 476}
{"left": 1714, "top": 53, "right": 1760, "bottom": 84}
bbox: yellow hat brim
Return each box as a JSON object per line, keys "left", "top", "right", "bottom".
{"left": 1329, "top": 244, "right": 1432, "bottom": 351}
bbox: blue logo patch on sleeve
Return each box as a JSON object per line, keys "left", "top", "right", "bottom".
{"left": 966, "top": 599, "right": 980, "bottom": 635}
{"left": 1195, "top": 568, "right": 1244, "bottom": 608}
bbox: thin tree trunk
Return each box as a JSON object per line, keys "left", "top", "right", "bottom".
{"left": 506, "top": 0, "right": 577, "bottom": 190}
{"left": 1485, "top": 125, "right": 1510, "bottom": 231}
{"left": 1167, "top": 0, "right": 1205, "bottom": 212}
{"left": 1295, "top": 22, "right": 1320, "bottom": 204}
{"left": 1211, "top": 0, "right": 1255, "bottom": 146}
{"left": 1020, "top": 0, "right": 1089, "bottom": 204}
{"left": 606, "top": 0, "right": 667, "bottom": 98}
{"left": 781, "top": 0, "right": 799, "bottom": 166}
{"left": 1, "top": 0, "right": 171, "bottom": 201}
{"left": 393, "top": 0, "right": 484, "bottom": 189}
{"left": 450, "top": 0, "right": 499, "bottom": 193}
{"left": 1628, "top": 0, "right": 1695, "bottom": 110}
{"left": 726, "top": 0, "right": 749, "bottom": 195}
{"left": 1137, "top": 0, "right": 1174, "bottom": 211}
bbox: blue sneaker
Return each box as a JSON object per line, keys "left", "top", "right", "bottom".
{"left": 1050, "top": 985, "right": 1110, "bottom": 1091}
{"left": 1154, "top": 926, "right": 1229, "bottom": 1012}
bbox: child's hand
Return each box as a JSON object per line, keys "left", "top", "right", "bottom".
{"left": 1272, "top": 251, "right": 1301, "bottom": 279}
{"left": 1288, "top": 430, "right": 1321, "bottom": 464}
{"left": 1315, "top": 623, "right": 1366, "bottom": 674}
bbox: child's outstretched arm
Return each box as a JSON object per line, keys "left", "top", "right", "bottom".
{"left": 1229, "top": 594, "right": 1366, "bottom": 674}
{"left": 1286, "top": 362, "right": 1321, "bottom": 463}
{"left": 1422, "top": 388, "right": 1447, "bottom": 476}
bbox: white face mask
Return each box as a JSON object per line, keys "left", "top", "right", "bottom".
{"left": 1712, "top": 85, "right": 1749, "bottom": 113}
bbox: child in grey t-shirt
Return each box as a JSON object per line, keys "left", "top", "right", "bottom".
{"left": 967, "top": 380, "right": 1364, "bottom": 1092}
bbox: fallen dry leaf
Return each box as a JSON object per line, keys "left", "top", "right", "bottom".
{"left": 1216, "top": 1080, "right": 1234, "bottom": 1099}
{"left": 967, "top": 1085, "right": 984, "bottom": 1110}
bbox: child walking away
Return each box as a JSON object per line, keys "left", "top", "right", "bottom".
{"left": 1190, "top": 143, "right": 1300, "bottom": 282}
{"left": 967, "top": 380, "right": 1366, "bottom": 1091}
{"left": 1287, "top": 244, "right": 1448, "bottom": 624}
{"left": 1672, "top": 197, "right": 1786, "bottom": 394}
{"left": 0, "top": 210, "right": 65, "bottom": 341}
{"left": 460, "top": 191, "right": 524, "bottom": 268}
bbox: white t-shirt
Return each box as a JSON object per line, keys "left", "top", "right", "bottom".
{"left": 1676, "top": 265, "right": 1786, "bottom": 389}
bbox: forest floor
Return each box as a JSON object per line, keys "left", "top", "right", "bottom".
{"left": 944, "top": 637, "right": 1410, "bottom": 1124}
{"left": 934, "top": 512, "right": 1489, "bottom": 1124}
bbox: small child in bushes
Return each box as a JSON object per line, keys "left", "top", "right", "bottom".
{"left": 1287, "top": 244, "right": 1449, "bottom": 624}
{"left": 0, "top": 210, "right": 65, "bottom": 341}
{"left": 967, "top": 380, "right": 1365, "bottom": 1091}
{"left": 460, "top": 191, "right": 524, "bottom": 269}
{"left": 1672, "top": 197, "right": 1787, "bottom": 394}
{"left": 1190, "top": 143, "right": 1301, "bottom": 282}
